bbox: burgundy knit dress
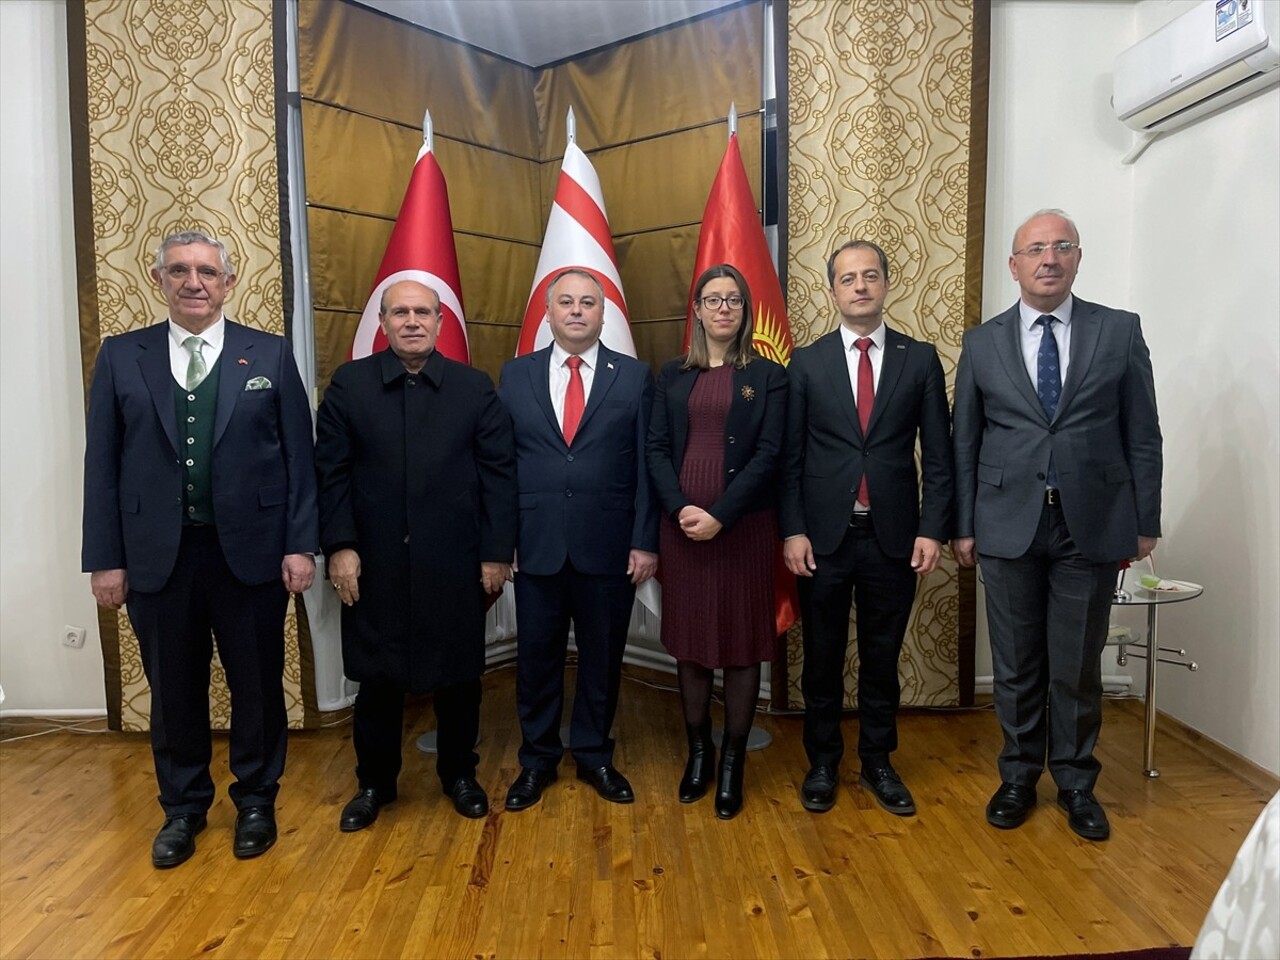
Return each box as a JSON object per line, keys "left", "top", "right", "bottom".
{"left": 659, "top": 365, "right": 776, "bottom": 669}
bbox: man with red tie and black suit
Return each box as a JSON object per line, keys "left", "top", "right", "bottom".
{"left": 498, "top": 269, "right": 659, "bottom": 811}
{"left": 781, "top": 240, "right": 953, "bottom": 817}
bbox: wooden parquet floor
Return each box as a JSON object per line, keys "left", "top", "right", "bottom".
{"left": 0, "top": 666, "right": 1273, "bottom": 960}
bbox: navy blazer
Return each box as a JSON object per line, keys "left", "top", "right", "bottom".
{"left": 646, "top": 357, "right": 787, "bottom": 529}
{"left": 82, "top": 319, "right": 318, "bottom": 592}
{"left": 780, "top": 325, "right": 953, "bottom": 559}
{"left": 953, "top": 297, "right": 1162, "bottom": 562}
{"left": 498, "top": 344, "right": 659, "bottom": 577}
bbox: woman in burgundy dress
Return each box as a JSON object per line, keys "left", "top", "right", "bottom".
{"left": 646, "top": 264, "right": 787, "bottom": 819}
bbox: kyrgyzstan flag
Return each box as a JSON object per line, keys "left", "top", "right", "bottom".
{"left": 351, "top": 141, "right": 470, "bottom": 363}
{"left": 516, "top": 139, "right": 635, "bottom": 357}
{"left": 687, "top": 131, "right": 798, "bottom": 635}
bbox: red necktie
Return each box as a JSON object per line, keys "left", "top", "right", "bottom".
{"left": 563, "top": 355, "right": 585, "bottom": 445}
{"left": 855, "top": 337, "right": 874, "bottom": 507}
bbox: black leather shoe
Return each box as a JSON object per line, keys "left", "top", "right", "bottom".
{"left": 504, "top": 767, "right": 557, "bottom": 811}
{"left": 340, "top": 787, "right": 393, "bottom": 832}
{"left": 445, "top": 776, "right": 489, "bottom": 819}
{"left": 233, "top": 806, "right": 277, "bottom": 859}
{"left": 1058, "top": 789, "right": 1110, "bottom": 841}
{"left": 986, "top": 782, "right": 1037, "bottom": 829}
{"left": 679, "top": 720, "right": 715, "bottom": 803}
{"left": 575, "top": 764, "right": 635, "bottom": 804}
{"left": 859, "top": 764, "right": 916, "bottom": 816}
{"left": 800, "top": 765, "right": 839, "bottom": 813}
{"left": 152, "top": 813, "right": 207, "bottom": 868}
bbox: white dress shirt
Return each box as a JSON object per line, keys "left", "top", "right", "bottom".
{"left": 1017, "top": 295, "right": 1073, "bottom": 389}
{"left": 168, "top": 316, "right": 226, "bottom": 388}
{"left": 549, "top": 340, "right": 600, "bottom": 429}
{"left": 839, "top": 321, "right": 886, "bottom": 406}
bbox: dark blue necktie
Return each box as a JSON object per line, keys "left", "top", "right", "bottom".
{"left": 1036, "top": 315, "right": 1060, "bottom": 486}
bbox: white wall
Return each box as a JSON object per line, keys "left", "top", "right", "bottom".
{"left": 0, "top": 0, "right": 105, "bottom": 714}
{"left": 980, "top": 0, "right": 1280, "bottom": 774}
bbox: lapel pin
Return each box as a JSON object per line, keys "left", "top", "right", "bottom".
{"left": 741, "top": 385, "right": 756, "bottom": 401}
{"left": 237, "top": 358, "right": 248, "bottom": 365}
{"left": 607, "top": 362, "right": 615, "bottom": 370}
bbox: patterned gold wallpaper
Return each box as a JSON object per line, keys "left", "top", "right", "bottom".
{"left": 75, "top": 0, "right": 305, "bottom": 731}
{"left": 785, "top": 0, "right": 981, "bottom": 709}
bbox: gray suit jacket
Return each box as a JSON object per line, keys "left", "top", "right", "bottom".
{"left": 952, "top": 296, "right": 1162, "bottom": 563}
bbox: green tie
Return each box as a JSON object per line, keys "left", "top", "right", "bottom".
{"left": 183, "top": 336, "right": 207, "bottom": 390}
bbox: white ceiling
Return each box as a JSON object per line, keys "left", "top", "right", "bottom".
{"left": 352, "top": 0, "right": 740, "bottom": 67}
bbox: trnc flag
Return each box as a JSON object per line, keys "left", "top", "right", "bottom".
{"left": 687, "top": 132, "right": 798, "bottom": 635}
{"left": 684, "top": 133, "right": 794, "bottom": 368}
{"left": 351, "top": 142, "right": 469, "bottom": 363}
{"left": 516, "top": 140, "right": 635, "bottom": 357}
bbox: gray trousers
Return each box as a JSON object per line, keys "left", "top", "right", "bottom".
{"left": 981, "top": 501, "right": 1118, "bottom": 791}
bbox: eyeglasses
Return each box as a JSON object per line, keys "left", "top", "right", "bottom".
{"left": 162, "top": 264, "right": 225, "bottom": 282}
{"left": 699, "top": 295, "right": 745, "bottom": 310}
{"left": 1013, "top": 241, "right": 1081, "bottom": 258}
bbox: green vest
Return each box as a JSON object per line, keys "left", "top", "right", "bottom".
{"left": 173, "top": 360, "right": 220, "bottom": 525}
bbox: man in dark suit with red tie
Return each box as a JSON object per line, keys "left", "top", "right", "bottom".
{"left": 498, "top": 269, "right": 659, "bottom": 810}
{"left": 82, "top": 230, "right": 317, "bottom": 868}
{"left": 781, "top": 240, "right": 953, "bottom": 816}
{"left": 953, "top": 210, "right": 1162, "bottom": 841}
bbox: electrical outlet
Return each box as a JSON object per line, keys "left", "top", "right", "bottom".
{"left": 62, "top": 625, "right": 87, "bottom": 648}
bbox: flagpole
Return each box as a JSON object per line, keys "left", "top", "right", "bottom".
{"left": 566, "top": 105, "right": 576, "bottom": 146}
{"left": 422, "top": 108, "right": 433, "bottom": 151}
{"left": 728, "top": 101, "right": 737, "bottom": 137}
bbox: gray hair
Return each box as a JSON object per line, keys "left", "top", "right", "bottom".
{"left": 153, "top": 230, "right": 235, "bottom": 275}
{"left": 545, "top": 269, "right": 604, "bottom": 308}
{"left": 379, "top": 280, "right": 440, "bottom": 315}
{"left": 1012, "top": 209, "right": 1079, "bottom": 252}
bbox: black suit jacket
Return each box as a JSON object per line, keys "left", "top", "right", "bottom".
{"left": 82, "top": 319, "right": 318, "bottom": 591}
{"left": 780, "top": 325, "right": 953, "bottom": 558}
{"left": 646, "top": 357, "right": 787, "bottom": 529}
{"left": 498, "top": 343, "right": 659, "bottom": 576}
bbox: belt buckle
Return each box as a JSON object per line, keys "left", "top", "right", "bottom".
{"left": 1045, "top": 488, "right": 1060, "bottom": 506}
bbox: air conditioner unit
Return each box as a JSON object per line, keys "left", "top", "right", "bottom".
{"left": 1113, "top": 0, "right": 1279, "bottom": 133}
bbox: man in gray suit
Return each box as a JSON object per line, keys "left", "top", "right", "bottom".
{"left": 953, "top": 209, "right": 1162, "bottom": 841}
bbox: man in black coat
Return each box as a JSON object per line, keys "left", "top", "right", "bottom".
{"left": 781, "top": 240, "right": 953, "bottom": 816}
{"left": 315, "top": 281, "right": 517, "bottom": 830}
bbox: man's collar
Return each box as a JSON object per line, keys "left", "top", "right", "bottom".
{"left": 168, "top": 315, "right": 225, "bottom": 348}
{"left": 839, "top": 321, "right": 886, "bottom": 351}
{"left": 551, "top": 340, "right": 601, "bottom": 368}
{"left": 1019, "top": 295, "right": 1074, "bottom": 329}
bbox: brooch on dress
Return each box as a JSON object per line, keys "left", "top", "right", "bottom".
{"left": 741, "top": 385, "right": 756, "bottom": 401}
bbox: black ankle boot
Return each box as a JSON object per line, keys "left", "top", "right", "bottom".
{"left": 679, "top": 719, "right": 715, "bottom": 803}
{"left": 715, "top": 734, "right": 748, "bottom": 819}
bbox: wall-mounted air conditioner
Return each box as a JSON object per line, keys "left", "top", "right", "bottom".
{"left": 1113, "top": 0, "right": 1279, "bottom": 134}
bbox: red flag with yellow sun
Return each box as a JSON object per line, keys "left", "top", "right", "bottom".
{"left": 684, "top": 129, "right": 797, "bottom": 635}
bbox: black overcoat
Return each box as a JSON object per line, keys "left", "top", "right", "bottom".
{"left": 315, "top": 349, "right": 517, "bottom": 693}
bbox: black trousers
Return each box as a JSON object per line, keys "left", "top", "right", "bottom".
{"left": 981, "top": 501, "right": 1117, "bottom": 791}
{"left": 125, "top": 525, "right": 289, "bottom": 817}
{"left": 351, "top": 677, "right": 482, "bottom": 795}
{"left": 797, "top": 519, "right": 917, "bottom": 770}
{"left": 513, "top": 561, "right": 635, "bottom": 771}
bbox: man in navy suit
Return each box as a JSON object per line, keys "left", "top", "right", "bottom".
{"left": 781, "top": 240, "right": 953, "bottom": 817}
{"left": 82, "top": 230, "right": 318, "bottom": 868}
{"left": 498, "top": 269, "right": 659, "bottom": 810}
{"left": 954, "top": 210, "right": 1162, "bottom": 841}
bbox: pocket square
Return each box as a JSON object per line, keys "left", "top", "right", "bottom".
{"left": 244, "top": 376, "right": 273, "bottom": 391}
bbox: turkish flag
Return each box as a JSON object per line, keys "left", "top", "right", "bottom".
{"left": 687, "top": 132, "right": 798, "bottom": 635}
{"left": 351, "top": 143, "right": 469, "bottom": 363}
{"left": 516, "top": 140, "right": 635, "bottom": 358}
